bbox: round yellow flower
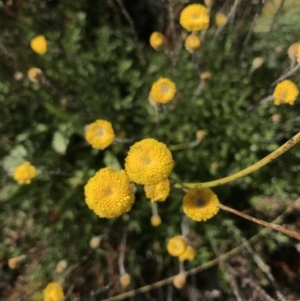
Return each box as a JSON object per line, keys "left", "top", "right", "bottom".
{"left": 215, "top": 12, "right": 227, "bottom": 27}
{"left": 84, "top": 167, "right": 135, "bottom": 218}
{"left": 273, "top": 80, "right": 299, "bottom": 106}
{"left": 144, "top": 178, "right": 170, "bottom": 202}
{"left": 125, "top": 138, "right": 174, "bottom": 185}
{"left": 119, "top": 273, "right": 131, "bottom": 288}
{"left": 30, "top": 35, "right": 48, "bottom": 55}
{"left": 43, "top": 282, "right": 64, "bottom": 301}
{"left": 150, "top": 32, "right": 165, "bottom": 50}
{"left": 149, "top": 78, "right": 176, "bottom": 104}
{"left": 178, "top": 246, "right": 196, "bottom": 262}
{"left": 13, "top": 161, "right": 37, "bottom": 184}
{"left": 167, "top": 236, "right": 187, "bottom": 257}
{"left": 179, "top": 4, "right": 210, "bottom": 32}
{"left": 151, "top": 214, "right": 162, "bottom": 227}
{"left": 183, "top": 188, "right": 220, "bottom": 222}
{"left": 27, "top": 67, "right": 43, "bottom": 83}
{"left": 185, "top": 34, "right": 201, "bottom": 53}
{"left": 85, "top": 119, "right": 115, "bottom": 150}
{"left": 287, "top": 42, "right": 300, "bottom": 62}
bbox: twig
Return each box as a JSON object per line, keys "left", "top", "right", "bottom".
{"left": 242, "top": 3, "right": 263, "bottom": 48}
{"left": 62, "top": 283, "right": 76, "bottom": 301}
{"left": 211, "top": 0, "right": 240, "bottom": 49}
{"left": 267, "top": 0, "right": 286, "bottom": 33}
{"left": 219, "top": 203, "right": 300, "bottom": 241}
{"left": 242, "top": 237, "right": 285, "bottom": 301}
{"left": 208, "top": 232, "right": 243, "bottom": 301}
{"left": 115, "top": 0, "right": 145, "bottom": 66}
{"left": 271, "top": 63, "right": 300, "bottom": 86}
{"left": 175, "top": 131, "right": 300, "bottom": 188}
{"left": 243, "top": 278, "right": 276, "bottom": 301}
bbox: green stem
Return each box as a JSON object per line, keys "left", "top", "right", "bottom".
{"left": 175, "top": 132, "right": 300, "bottom": 189}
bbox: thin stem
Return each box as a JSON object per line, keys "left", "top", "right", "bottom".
{"left": 115, "top": 0, "right": 145, "bottom": 66}
{"left": 181, "top": 215, "right": 189, "bottom": 239}
{"left": 219, "top": 203, "right": 300, "bottom": 241}
{"left": 271, "top": 63, "right": 300, "bottom": 86}
{"left": 151, "top": 202, "right": 158, "bottom": 216}
{"left": 175, "top": 131, "right": 300, "bottom": 189}
{"left": 118, "top": 228, "right": 127, "bottom": 275}
{"left": 178, "top": 260, "right": 185, "bottom": 273}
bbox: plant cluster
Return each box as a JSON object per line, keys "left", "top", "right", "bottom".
{"left": 1, "top": 0, "right": 300, "bottom": 300}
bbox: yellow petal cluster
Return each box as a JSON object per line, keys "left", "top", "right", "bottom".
{"left": 215, "top": 12, "right": 227, "bottom": 27}
{"left": 179, "top": 4, "right": 210, "bottom": 32}
{"left": 120, "top": 273, "right": 131, "bottom": 288}
{"left": 85, "top": 119, "right": 115, "bottom": 150}
{"left": 150, "top": 32, "right": 165, "bottom": 50}
{"left": 167, "top": 236, "right": 187, "bottom": 257}
{"left": 125, "top": 138, "right": 174, "bottom": 185}
{"left": 13, "top": 161, "right": 37, "bottom": 184}
{"left": 27, "top": 68, "right": 43, "bottom": 83}
{"left": 185, "top": 34, "right": 201, "bottom": 53}
{"left": 144, "top": 178, "right": 170, "bottom": 202}
{"left": 149, "top": 78, "right": 176, "bottom": 104}
{"left": 30, "top": 35, "right": 48, "bottom": 55}
{"left": 273, "top": 80, "right": 299, "bottom": 106}
{"left": 43, "top": 282, "right": 64, "bottom": 301}
{"left": 84, "top": 167, "right": 135, "bottom": 218}
{"left": 287, "top": 42, "right": 300, "bottom": 62}
{"left": 151, "top": 214, "right": 162, "bottom": 227}
{"left": 178, "top": 246, "right": 196, "bottom": 262}
{"left": 183, "top": 188, "right": 220, "bottom": 222}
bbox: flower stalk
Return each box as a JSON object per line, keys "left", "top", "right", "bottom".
{"left": 219, "top": 203, "right": 300, "bottom": 241}
{"left": 175, "top": 132, "right": 300, "bottom": 189}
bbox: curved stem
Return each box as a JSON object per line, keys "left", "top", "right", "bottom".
{"left": 219, "top": 203, "right": 300, "bottom": 241}
{"left": 175, "top": 132, "right": 300, "bottom": 189}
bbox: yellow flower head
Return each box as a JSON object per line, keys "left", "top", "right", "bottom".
{"left": 287, "top": 42, "right": 300, "bottom": 62}
{"left": 151, "top": 214, "right": 162, "bottom": 227}
{"left": 150, "top": 32, "right": 165, "bottom": 50}
{"left": 183, "top": 188, "right": 220, "bottom": 222}
{"left": 125, "top": 138, "right": 174, "bottom": 185}
{"left": 273, "top": 80, "right": 299, "bottom": 106}
{"left": 178, "top": 246, "right": 196, "bottom": 262}
{"left": 13, "top": 161, "right": 37, "bottom": 184}
{"left": 185, "top": 34, "right": 201, "bottom": 53}
{"left": 84, "top": 167, "right": 135, "bottom": 218}
{"left": 144, "top": 178, "right": 170, "bottom": 202}
{"left": 179, "top": 4, "right": 210, "bottom": 32}
{"left": 27, "top": 67, "right": 43, "bottom": 83}
{"left": 120, "top": 273, "right": 131, "bottom": 288}
{"left": 149, "top": 78, "right": 176, "bottom": 104}
{"left": 30, "top": 35, "right": 48, "bottom": 55}
{"left": 85, "top": 119, "right": 115, "bottom": 150}
{"left": 215, "top": 12, "right": 227, "bottom": 27}
{"left": 167, "top": 236, "right": 187, "bottom": 257}
{"left": 43, "top": 282, "right": 64, "bottom": 301}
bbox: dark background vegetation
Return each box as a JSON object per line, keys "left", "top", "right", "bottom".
{"left": 1, "top": 0, "right": 300, "bottom": 300}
